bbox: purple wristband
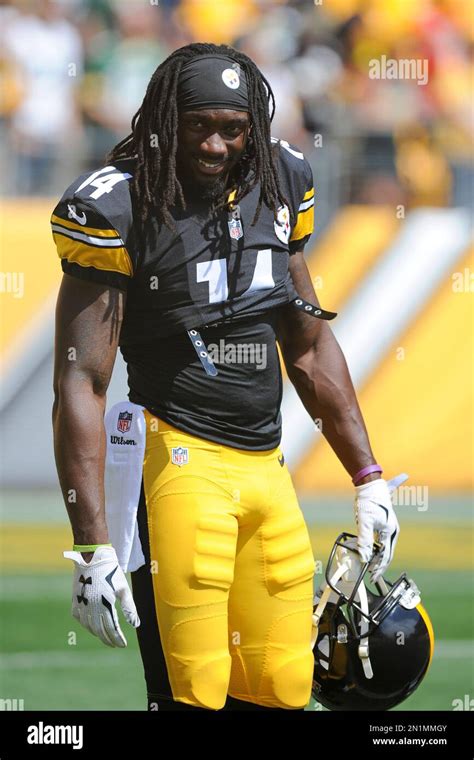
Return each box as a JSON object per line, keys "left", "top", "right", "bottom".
{"left": 352, "top": 464, "right": 383, "bottom": 485}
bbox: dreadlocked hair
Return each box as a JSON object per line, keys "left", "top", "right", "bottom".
{"left": 106, "top": 42, "right": 292, "bottom": 238}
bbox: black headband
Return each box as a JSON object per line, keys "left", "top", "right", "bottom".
{"left": 177, "top": 54, "right": 249, "bottom": 112}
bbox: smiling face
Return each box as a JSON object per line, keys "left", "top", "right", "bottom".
{"left": 176, "top": 109, "right": 251, "bottom": 201}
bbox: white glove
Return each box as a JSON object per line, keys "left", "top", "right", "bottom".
{"left": 63, "top": 545, "right": 140, "bottom": 647}
{"left": 354, "top": 474, "right": 407, "bottom": 582}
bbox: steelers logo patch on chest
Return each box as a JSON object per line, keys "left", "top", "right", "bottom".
{"left": 274, "top": 205, "right": 291, "bottom": 244}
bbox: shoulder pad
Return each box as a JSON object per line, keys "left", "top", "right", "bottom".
{"left": 50, "top": 158, "right": 137, "bottom": 290}
{"left": 58, "top": 158, "right": 136, "bottom": 241}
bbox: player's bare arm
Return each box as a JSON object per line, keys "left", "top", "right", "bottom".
{"left": 52, "top": 274, "right": 126, "bottom": 560}
{"left": 277, "top": 250, "right": 378, "bottom": 485}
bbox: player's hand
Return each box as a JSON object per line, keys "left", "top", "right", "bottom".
{"left": 353, "top": 474, "right": 407, "bottom": 582}
{"left": 63, "top": 545, "right": 140, "bottom": 647}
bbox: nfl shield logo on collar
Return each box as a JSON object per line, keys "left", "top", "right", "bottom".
{"left": 228, "top": 217, "right": 243, "bottom": 240}
{"left": 171, "top": 446, "right": 189, "bottom": 466}
{"left": 117, "top": 411, "right": 133, "bottom": 433}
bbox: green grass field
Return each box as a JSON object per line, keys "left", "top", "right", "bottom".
{"left": 1, "top": 492, "right": 473, "bottom": 711}
{"left": 1, "top": 568, "right": 472, "bottom": 711}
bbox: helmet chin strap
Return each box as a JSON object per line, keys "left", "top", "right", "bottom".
{"left": 311, "top": 561, "right": 349, "bottom": 647}
{"left": 312, "top": 561, "right": 374, "bottom": 679}
{"left": 355, "top": 577, "right": 373, "bottom": 679}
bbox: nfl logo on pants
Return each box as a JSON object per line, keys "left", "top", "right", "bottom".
{"left": 171, "top": 446, "right": 189, "bottom": 466}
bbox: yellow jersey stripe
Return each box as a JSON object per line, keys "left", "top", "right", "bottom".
{"left": 303, "top": 188, "right": 314, "bottom": 201}
{"left": 290, "top": 205, "right": 314, "bottom": 242}
{"left": 51, "top": 214, "right": 121, "bottom": 239}
{"left": 53, "top": 233, "right": 133, "bottom": 277}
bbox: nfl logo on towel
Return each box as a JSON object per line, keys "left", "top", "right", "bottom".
{"left": 117, "top": 411, "right": 133, "bottom": 433}
{"left": 172, "top": 446, "right": 189, "bottom": 466}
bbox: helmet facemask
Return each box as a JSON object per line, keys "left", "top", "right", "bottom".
{"left": 312, "top": 533, "right": 432, "bottom": 711}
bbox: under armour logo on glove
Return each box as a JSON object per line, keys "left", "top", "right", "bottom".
{"left": 64, "top": 546, "right": 140, "bottom": 647}
{"left": 76, "top": 574, "right": 92, "bottom": 605}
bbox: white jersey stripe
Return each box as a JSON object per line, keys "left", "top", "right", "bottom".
{"left": 51, "top": 224, "right": 124, "bottom": 248}
{"left": 299, "top": 197, "right": 314, "bottom": 212}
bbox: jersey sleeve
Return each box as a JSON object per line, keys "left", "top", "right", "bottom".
{"left": 288, "top": 156, "right": 314, "bottom": 254}
{"left": 50, "top": 163, "right": 136, "bottom": 291}
{"left": 272, "top": 138, "right": 315, "bottom": 255}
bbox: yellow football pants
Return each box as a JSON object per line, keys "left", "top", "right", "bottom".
{"left": 142, "top": 411, "right": 315, "bottom": 710}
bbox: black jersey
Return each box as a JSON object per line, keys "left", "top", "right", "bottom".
{"left": 123, "top": 313, "right": 284, "bottom": 449}
{"left": 51, "top": 138, "right": 315, "bottom": 449}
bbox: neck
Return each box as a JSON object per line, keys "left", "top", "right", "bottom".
{"left": 178, "top": 170, "right": 238, "bottom": 207}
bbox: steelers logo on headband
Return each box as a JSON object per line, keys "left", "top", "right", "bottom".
{"left": 222, "top": 67, "right": 240, "bottom": 89}
{"left": 177, "top": 55, "right": 249, "bottom": 111}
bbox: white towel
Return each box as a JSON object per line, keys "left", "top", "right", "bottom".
{"left": 104, "top": 400, "right": 146, "bottom": 572}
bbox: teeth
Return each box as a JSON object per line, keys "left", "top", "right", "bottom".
{"left": 197, "top": 159, "right": 224, "bottom": 168}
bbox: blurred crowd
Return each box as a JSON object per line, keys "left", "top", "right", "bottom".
{"left": 1, "top": 0, "right": 472, "bottom": 221}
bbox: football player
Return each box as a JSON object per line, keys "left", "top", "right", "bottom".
{"left": 52, "top": 43, "right": 399, "bottom": 711}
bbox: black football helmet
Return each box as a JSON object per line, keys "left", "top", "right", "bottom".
{"left": 311, "top": 532, "right": 434, "bottom": 711}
